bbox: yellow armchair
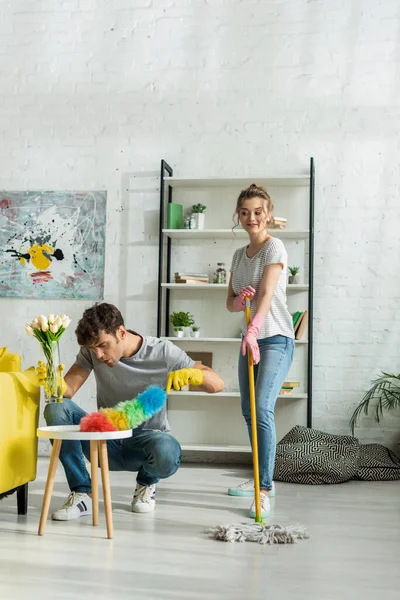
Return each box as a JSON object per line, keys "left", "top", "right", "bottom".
{"left": 0, "top": 348, "right": 40, "bottom": 514}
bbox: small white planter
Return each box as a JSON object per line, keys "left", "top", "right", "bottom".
{"left": 174, "top": 329, "right": 184, "bottom": 338}
{"left": 192, "top": 213, "right": 205, "bottom": 230}
{"left": 191, "top": 330, "right": 200, "bottom": 338}
{"left": 288, "top": 275, "right": 300, "bottom": 284}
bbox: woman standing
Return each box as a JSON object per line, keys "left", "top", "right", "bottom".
{"left": 226, "top": 184, "right": 295, "bottom": 518}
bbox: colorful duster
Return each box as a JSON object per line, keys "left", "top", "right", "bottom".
{"left": 80, "top": 386, "right": 166, "bottom": 432}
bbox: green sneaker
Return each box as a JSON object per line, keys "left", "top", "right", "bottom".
{"left": 228, "top": 479, "right": 275, "bottom": 498}
{"left": 249, "top": 492, "right": 271, "bottom": 518}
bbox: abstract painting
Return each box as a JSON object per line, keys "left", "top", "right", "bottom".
{"left": 0, "top": 191, "right": 107, "bottom": 299}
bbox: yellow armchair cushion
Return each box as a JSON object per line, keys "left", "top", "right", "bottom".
{"left": 0, "top": 367, "right": 40, "bottom": 495}
{"left": 0, "top": 348, "right": 22, "bottom": 373}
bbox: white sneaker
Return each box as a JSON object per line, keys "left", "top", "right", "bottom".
{"left": 131, "top": 483, "right": 156, "bottom": 513}
{"left": 249, "top": 492, "right": 271, "bottom": 518}
{"left": 228, "top": 479, "right": 276, "bottom": 498}
{"left": 52, "top": 492, "right": 92, "bottom": 521}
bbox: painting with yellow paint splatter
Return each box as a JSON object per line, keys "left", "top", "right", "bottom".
{"left": 0, "top": 191, "right": 106, "bottom": 298}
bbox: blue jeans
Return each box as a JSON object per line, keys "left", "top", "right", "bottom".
{"left": 238, "top": 335, "right": 294, "bottom": 490}
{"left": 44, "top": 399, "right": 182, "bottom": 494}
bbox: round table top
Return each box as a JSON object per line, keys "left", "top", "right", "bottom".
{"left": 37, "top": 425, "right": 133, "bottom": 441}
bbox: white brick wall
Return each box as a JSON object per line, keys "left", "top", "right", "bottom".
{"left": 1, "top": 0, "right": 399, "bottom": 452}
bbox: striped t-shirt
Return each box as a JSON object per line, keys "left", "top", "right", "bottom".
{"left": 231, "top": 237, "right": 294, "bottom": 339}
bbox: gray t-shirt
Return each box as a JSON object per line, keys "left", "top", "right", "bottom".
{"left": 231, "top": 237, "right": 294, "bottom": 339}
{"left": 75, "top": 333, "right": 195, "bottom": 432}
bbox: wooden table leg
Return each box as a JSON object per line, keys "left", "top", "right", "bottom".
{"left": 90, "top": 440, "right": 99, "bottom": 527}
{"left": 38, "top": 439, "right": 62, "bottom": 536}
{"left": 99, "top": 440, "right": 113, "bottom": 539}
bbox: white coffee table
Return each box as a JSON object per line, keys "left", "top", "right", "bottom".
{"left": 37, "top": 425, "right": 133, "bottom": 539}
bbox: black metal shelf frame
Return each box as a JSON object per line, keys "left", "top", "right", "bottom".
{"left": 157, "top": 158, "right": 315, "bottom": 428}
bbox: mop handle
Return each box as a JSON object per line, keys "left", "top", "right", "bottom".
{"left": 245, "top": 298, "right": 262, "bottom": 523}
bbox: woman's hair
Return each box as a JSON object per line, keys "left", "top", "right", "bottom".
{"left": 232, "top": 183, "right": 274, "bottom": 230}
{"left": 75, "top": 302, "right": 125, "bottom": 346}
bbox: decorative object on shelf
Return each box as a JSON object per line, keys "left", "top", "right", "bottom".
{"left": 25, "top": 313, "right": 71, "bottom": 403}
{"left": 288, "top": 266, "right": 300, "bottom": 284}
{"left": 349, "top": 371, "right": 400, "bottom": 435}
{"left": 190, "top": 203, "right": 207, "bottom": 230}
{"left": 294, "top": 310, "right": 308, "bottom": 340}
{"left": 167, "top": 202, "right": 183, "bottom": 229}
{"left": 80, "top": 386, "right": 167, "bottom": 432}
{"left": 214, "top": 262, "right": 227, "bottom": 284}
{"left": 271, "top": 217, "right": 287, "bottom": 229}
{"left": 174, "top": 272, "right": 209, "bottom": 284}
{"left": 280, "top": 381, "right": 300, "bottom": 395}
{"left": 170, "top": 311, "right": 195, "bottom": 337}
{"left": 191, "top": 325, "right": 201, "bottom": 338}
{"left": 184, "top": 217, "right": 191, "bottom": 229}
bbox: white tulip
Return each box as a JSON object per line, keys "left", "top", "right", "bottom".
{"left": 31, "top": 318, "right": 39, "bottom": 330}
{"left": 25, "top": 323, "right": 34, "bottom": 336}
{"left": 47, "top": 314, "right": 55, "bottom": 324}
{"left": 38, "top": 314, "right": 49, "bottom": 332}
{"left": 50, "top": 322, "right": 59, "bottom": 334}
{"left": 61, "top": 314, "right": 71, "bottom": 328}
{"left": 53, "top": 316, "right": 63, "bottom": 332}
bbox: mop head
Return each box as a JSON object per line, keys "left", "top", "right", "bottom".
{"left": 80, "top": 386, "right": 167, "bottom": 432}
{"left": 208, "top": 522, "right": 309, "bottom": 545}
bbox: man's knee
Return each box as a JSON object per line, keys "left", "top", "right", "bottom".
{"left": 44, "top": 399, "right": 74, "bottom": 426}
{"left": 153, "top": 434, "right": 181, "bottom": 477}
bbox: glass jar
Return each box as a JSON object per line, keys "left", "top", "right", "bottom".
{"left": 215, "top": 263, "right": 227, "bottom": 284}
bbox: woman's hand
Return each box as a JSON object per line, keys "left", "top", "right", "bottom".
{"left": 232, "top": 285, "right": 256, "bottom": 312}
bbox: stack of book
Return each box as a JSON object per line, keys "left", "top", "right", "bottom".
{"left": 271, "top": 217, "right": 287, "bottom": 229}
{"left": 174, "top": 272, "right": 209, "bottom": 284}
{"left": 292, "top": 310, "right": 308, "bottom": 340}
{"left": 280, "top": 381, "right": 300, "bottom": 395}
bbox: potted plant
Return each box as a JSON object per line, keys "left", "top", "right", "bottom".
{"left": 350, "top": 371, "right": 400, "bottom": 435}
{"left": 288, "top": 266, "right": 300, "bottom": 284}
{"left": 191, "top": 203, "right": 207, "bottom": 230}
{"left": 191, "top": 325, "right": 200, "bottom": 338}
{"left": 170, "top": 311, "right": 195, "bottom": 337}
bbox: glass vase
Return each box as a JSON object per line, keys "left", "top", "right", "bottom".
{"left": 42, "top": 341, "right": 63, "bottom": 403}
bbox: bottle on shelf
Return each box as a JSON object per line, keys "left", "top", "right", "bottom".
{"left": 214, "top": 263, "right": 227, "bottom": 284}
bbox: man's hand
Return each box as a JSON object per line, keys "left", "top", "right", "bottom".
{"left": 166, "top": 368, "right": 205, "bottom": 393}
{"left": 36, "top": 360, "right": 67, "bottom": 397}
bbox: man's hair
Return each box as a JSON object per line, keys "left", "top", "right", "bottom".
{"left": 75, "top": 303, "right": 125, "bottom": 346}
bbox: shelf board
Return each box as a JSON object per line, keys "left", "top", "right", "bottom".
{"left": 161, "top": 283, "right": 309, "bottom": 291}
{"left": 182, "top": 444, "right": 251, "bottom": 453}
{"left": 162, "top": 228, "right": 309, "bottom": 240}
{"left": 162, "top": 283, "right": 228, "bottom": 289}
{"left": 162, "top": 336, "right": 308, "bottom": 344}
{"left": 168, "top": 391, "right": 308, "bottom": 399}
{"left": 164, "top": 176, "right": 310, "bottom": 188}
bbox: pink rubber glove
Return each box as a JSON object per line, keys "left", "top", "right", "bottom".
{"left": 241, "top": 313, "right": 264, "bottom": 365}
{"left": 232, "top": 286, "right": 256, "bottom": 312}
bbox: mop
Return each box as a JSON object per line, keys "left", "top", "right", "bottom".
{"left": 209, "top": 298, "right": 309, "bottom": 544}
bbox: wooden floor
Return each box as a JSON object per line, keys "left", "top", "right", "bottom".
{"left": 1, "top": 458, "right": 399, "bottom": 600}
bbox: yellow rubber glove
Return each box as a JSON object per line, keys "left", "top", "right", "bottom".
{"left": 166, "top": 368, "right": 204, "bottom": 393}
{"left": 36, "top": 360, "right": 67, "bottom": 400}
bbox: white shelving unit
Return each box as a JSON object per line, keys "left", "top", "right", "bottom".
{"left": 157, "top": 159, "right": 315, "bottom": 455}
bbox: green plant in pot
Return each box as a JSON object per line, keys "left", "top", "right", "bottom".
{"left": 191, "top": 324, "right": 200, "bottom": 338}
{"left": 288, "top": 266, "right": 300, "bottom": 284}
{"left": 191, "top": 203, "right": 207, "bottom": 230}
{"left": 350, "top": 371, "right": 400, "bottom": 435}
{"left": 170, "top": 311, "right": 195, "bottom": 337}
